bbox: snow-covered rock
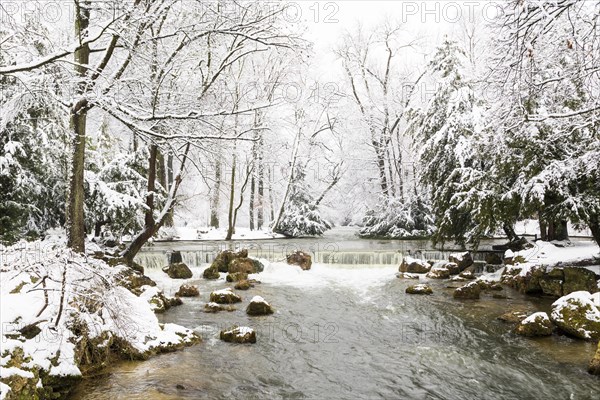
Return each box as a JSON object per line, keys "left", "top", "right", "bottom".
{"left": 550, "top": 291, "right": 600, "bottom": 340}
{"left": 219, "top": 326, "right": 257, "bottom": 344}
{"left": 515, "top": 312, "right": 554, "bottom": 337}
{"left": 426, "top": 266, "right": 450, "bottom": 279}
{"left": 453, "top": 281, "right": 481, "bottom": 299}
{"left": 449, "top": 251, "right": 473, "bottom": 271}
{"left": 246, "top": 296, "right": 274, "bottom": 315}
{"left": 405, "top": 284, "right": 433, "bottom": 295}
{"left": 399, "top": 256, "right": 431, "bottom": 274}
{"left": 209, "top": 288, "right": 242, "bottom": 304}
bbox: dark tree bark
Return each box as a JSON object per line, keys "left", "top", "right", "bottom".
{"left": 66, "top": 1, "right": 91, "bottom": 253}
{"left": 209, "top": 158, "right": 221, "bottom": 228}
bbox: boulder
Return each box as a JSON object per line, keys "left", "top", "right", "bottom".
{"left": 396, "top": 272, "right": 420, "bottom": 280}
{"left": 204, "top": 302, "right": 235, "bottom": 313}
{"left": 476, "top": 279, "right": 503, "bottom": 291}
{"left": 453, "top": 281, "right": 481, "bottom": 300}
{"left": 426, "top": 267, "right": 450, "bottom": 279}
{"left": 589, "top": 341, "right": 600, "bottom": 375}
{"left": 169, "top": 251, "right": 183, "bottom": 264}
{"left": 459, "top": 270, "right": 476, "bottom": 280}
{"left": 550, "top": 291, "right": 600, "bottom": 340}
{"left": 228, "top": 257, "right": 264, "bottom": 274}
{"left": 501, "top": 265, "right": 546, "bottom": 294}
{"left": 164, "top": 262, "right": 193, "bottom": 279}
{"left": 226, "top": 272, "right": 248, "bottom": 282}
{"left": 399, "top": 256, "right": 431, "bottom": 274}
{"left": 175, "top": 284, "right": 199, "bottom": 297}
{"left": 246, "top": 295, "right": 274, "bottom": 316}
{"left": 444, "top": 262, "right": 460, "bottom": 275}
{"left": 210, "top": 249, "right": 249, "bottom": 273}
{"left": 202, "top": 265, "right": 220, "bottom": 280}
{"left": 141, "top": 286, "right": 183, "bottom": 313}
{"left": 539, "top": 276, "right": 563, "bottom": 297}
{"left": 286, "top": 251, "right": 312, "bottom": 270}
{"left": 234, "top": 280, "right": 253, "bottom": 290}
{"left": 220, "top": 326, "right": 256, "bottom": 344}
{"left": 514, "top": 312, "right": 554, "bottom": 337}
{"left": 405, "top": 284, "right": 433, "bottom": 295}
{"left": 449, "top": 251, "right": 473, "bottom": 271}
{"left": 209, "top": 288, "right": 242, "bottom": 304}
{"left": 497, "top": 311, "right": 529, "bottom": 324}
{"left": 563, "top": 267, "right": 598, "bottom": 295}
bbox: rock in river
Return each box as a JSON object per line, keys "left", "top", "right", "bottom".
{"left": 287, "top": 251, "right": 312, "bottom": 270}
{"left": 246, "top": 295, "right": 274, "bottom": 315}
{"left": 175, "top": 284, "right": 199, "bottom": 297}
{"left": 209, "top": 288, "right": 242, "bottom": 304}
{"left": 202, "top": 265, "right": 220, "bottom": 280}
{"left": 514, "top": 312, "right": 554, "bottom": 337}
{"left": 163, "top": 262, "right": 193, "bottom": 279}
{"left": 426, "top": 266, "right": 450, "bottom": 279}
{"left": 453, "top": 281, "right": 481, "bottom": 300}
{"left": 220, "top": 326, "right": 257, "bottom": 344}
{"left": 589, "top": 341, "right": 600, "bottom": 375}
{"left": 550, "top": 291, "right": 600, "bottom": 340}
{"left": 405, "top": 284, "right": 433, "bottom": 295}
{"left": 399, "top": 256, "right": 431, "bottom": 274}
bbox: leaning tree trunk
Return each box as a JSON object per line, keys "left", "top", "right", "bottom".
{"left": 122, "top": 144, "right": 190, "bottom": 264}
{"left": 66, "top": 2, "right": 91, "bottom": 253}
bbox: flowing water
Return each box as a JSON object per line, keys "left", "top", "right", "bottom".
{"left": 69, "top": 229, "right": 599, "bottom": 399}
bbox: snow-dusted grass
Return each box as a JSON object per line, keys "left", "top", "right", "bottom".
{"left": 0, "top": 240, "right": 198, "bottom": 398}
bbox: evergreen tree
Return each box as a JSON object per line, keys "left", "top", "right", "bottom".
{"left": 275, "top": 165, "right": 331, "bottom": 237}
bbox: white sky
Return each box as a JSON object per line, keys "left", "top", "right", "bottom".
{"left": 290, "top": 0, "right": 488, "bottom": 80}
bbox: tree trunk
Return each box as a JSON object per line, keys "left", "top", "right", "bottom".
{"left": 256, "top": 133, "right": 265, "bottom": 231}
{"left": 273, "top": 129, "right": 301, "bottom": 232}
{"left": 268, "top": 165, "right": 275, "bottom": 223}
{"left": 249, "top": 173, "right": 255, "bottom": 231}
{"left": 587, "top": 217, "right": 600, "bottom": 247}
{"left": 225, "top": 153, "right": 236, "bottom": 240}
{"left": 66, "top": 1, "right": 91, "bottom": 253}
{"left": 503, "top": 223, "right": 519, "bottom": 242}
{"left": 122, "top": 144, "right": 190, "bottom": 264}
{"left": 539, "top": 215, "right": 548, "bottom": 241}
{"left": 547, "top": 220, "right": 569, "bottom": 241}
{"left": 210, "top": 158, "right": 221, "bottom": 228}
{"left": 374, "top": 142, "right": 389, "bottom": 197}
{"left": 164, "top": 152, "right": 174, "bottom": 226}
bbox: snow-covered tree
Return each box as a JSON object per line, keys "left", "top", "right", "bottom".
{"left": 406, "top": 39, "right": 509, "bottom": 247}
{"left": 275, "top": 164, "right": 331, "bottom": 237}
{"left": 359, "top": 194, "right": 434, "bottom": 238}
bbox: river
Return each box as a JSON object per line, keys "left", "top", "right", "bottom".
{"left": 69, "top": 228, "right": 599, "bottom": 399}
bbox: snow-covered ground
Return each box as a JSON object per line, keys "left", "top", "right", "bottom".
{"left": 513, "top": 219, "right": 593, "bottom": 237}
{"left": 154, "top": 227, "right": 286, "bottom": 241}
{"left": 0, "top": 240, "right": 198, "bottom": 399}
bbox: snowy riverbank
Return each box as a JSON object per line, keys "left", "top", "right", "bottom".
{"left": 0, "top": 241, "right": 199, "bottom": 400}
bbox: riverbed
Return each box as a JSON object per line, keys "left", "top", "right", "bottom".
{"left": 69, "top": 229, "right": 599, "bottom": 399}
